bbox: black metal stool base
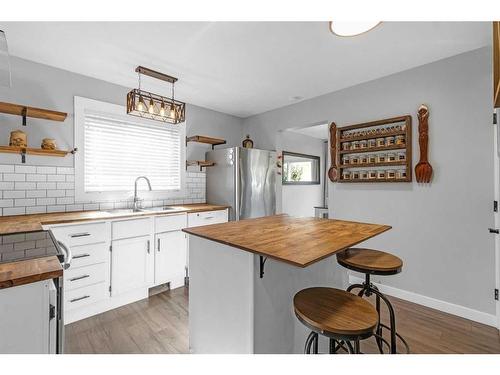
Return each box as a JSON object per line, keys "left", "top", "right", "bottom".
{"left": 304, "top": 332, "right": 364, "bottom": 354}
{"left": 347, "top": 274, "right": 410, "bottom": 354}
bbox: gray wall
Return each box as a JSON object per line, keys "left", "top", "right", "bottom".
{"left": 277, "top": 130, "right": 324, "bottom": 217}
{"left": 243, "top": 47, "right": 495, "bottom": 315}
{"left": 0, "top": 56, "right": 243, "bottom": 167}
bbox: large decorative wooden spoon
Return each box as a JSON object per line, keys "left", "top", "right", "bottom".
{"left": 415, "top": 104, "right": 433, "bottom": 183}
{"left": 328, "top": 122, "right": 338, "bottom": 182}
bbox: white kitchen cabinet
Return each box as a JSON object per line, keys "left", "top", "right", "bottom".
{"left": 154, "top": 230, "right": 187, "bottom": 288}
{"left": 111, "top": 235, "right": 153, "bottom": 296}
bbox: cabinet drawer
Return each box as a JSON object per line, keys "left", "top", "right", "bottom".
{"left": 112, "top": 217, "right": 151, "bottom": 240}
{"left": 188, "top": 209, "right": 228, "bottom": 227}
{"left": 155, "top": 213, "right": 187, "bottom": 233}
{"left": 50, "top": 222, "right": 107, "bottom": 247}
{"left": 64, "top": 262, "right": 107, "bottom": 291}
{"left": 70, "top": 243, "right": 108, "bottom": 269}
{"left": 64, "top": 282, "right": 107, "bottom": 311}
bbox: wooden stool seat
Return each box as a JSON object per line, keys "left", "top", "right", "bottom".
{"left": 336, "top": 248, "right": 403, "bottom": 275}
{"left": 294, "top": 287, "right": 378, "bottom": 340}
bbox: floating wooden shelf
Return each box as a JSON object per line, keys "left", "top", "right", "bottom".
{"left": 186, "top": 135, "right": 226, "bottom": 149}
{"left": 0, "top": 146, "right": 76, "bottom": 163}
{"left": 340, "top": 161, "right": 407, "bottom": 169}
{"left": 186, "top": 160, "right": 216, "bottom": 171}
{"left": 0, "top": 101, "right": 67, "bottom": 124}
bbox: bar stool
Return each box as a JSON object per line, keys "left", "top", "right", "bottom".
{"left": 293, "top": 287, "right": 380, "bottom": 354}
{"left": 336, "top": 248, "right": 410, "bottom": 354}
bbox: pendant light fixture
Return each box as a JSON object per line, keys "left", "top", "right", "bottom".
{"left": 329, "top": 21, "right": 381, "bottom": 37}
{"left": 126, "top": 66, "right": 186, "bottom": 124}
{"left": 0, "top": 30, "right": 12, "bottom": 87}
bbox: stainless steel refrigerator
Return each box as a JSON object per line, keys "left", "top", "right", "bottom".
{"left": 206, "top": 147, "right": 276, "bottom": 221}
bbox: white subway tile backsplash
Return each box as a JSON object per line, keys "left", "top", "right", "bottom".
{"left": 0, "top": 164, "right": 206, "bottom": 216}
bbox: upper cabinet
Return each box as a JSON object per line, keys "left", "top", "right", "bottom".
{"left": 494, "top": 22, "right": 500, "bottom": 108}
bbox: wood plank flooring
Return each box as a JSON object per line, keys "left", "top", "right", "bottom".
{"left": 65, "top": 287, "right": 500, "bottom": 354}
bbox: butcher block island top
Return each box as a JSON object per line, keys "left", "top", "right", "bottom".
{"left": 183, "top": 214, "right": 391, "bottom": 267}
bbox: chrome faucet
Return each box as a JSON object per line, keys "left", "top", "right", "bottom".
{"left": 133, "top": 176, "right": 152, "bottom": 212}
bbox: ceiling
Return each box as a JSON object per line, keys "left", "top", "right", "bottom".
{"left": 0, "top": 22, "right": 491, "bottom": 118}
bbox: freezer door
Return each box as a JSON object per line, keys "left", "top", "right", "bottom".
{"left": 206, "top": 148, "right": 237, "bottom": 220}
{"left": 238, "top": 148, "right": 276, "bottom": 219}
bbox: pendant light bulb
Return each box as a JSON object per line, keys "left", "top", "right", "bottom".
{"left": 169, "top": 102, "right": 176, "bottom": 120}
{"left": 136, "top": 95, "right": 146, "bottom": 112}
{"left": 159, "top": 101, "right": 166, "bottom": 117}
{"left": 148, "top": 98, "right": 155, "bottom": 114}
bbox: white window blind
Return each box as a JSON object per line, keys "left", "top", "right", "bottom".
{"left": 84, "top": 110, "right": 181, "bottom": 192}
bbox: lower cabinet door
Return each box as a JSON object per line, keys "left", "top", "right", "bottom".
{"left": 111, "top": 235, "right": 152, "bottom": 296}
{"left": 155, "top": 230, "right": 187, "bottom": 286}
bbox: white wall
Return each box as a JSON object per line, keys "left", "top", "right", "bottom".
{"left": 243, "top": 47, "right": 495, "bottom": 316}
{"left": 0, "top": 56, "right": 244, "bottom": 167}
{"left": 277, "top": 130, "right": 324, "bottom": 217}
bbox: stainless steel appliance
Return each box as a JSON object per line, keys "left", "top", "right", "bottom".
{"left": 206, "top": 147, "right": 276, "bottom": 220}
{"left": 0, "top": 230, "right": 66, "bottom": 353}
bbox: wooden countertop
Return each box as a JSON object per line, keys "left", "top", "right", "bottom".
{"left": 0, "top": 256, "right": 63, "bottom": 289}
{"left": 183, "top": 214, "right": 391, "bottom": 267}
{"left": 0, "top": 203, "right": 229, "bottom": 235}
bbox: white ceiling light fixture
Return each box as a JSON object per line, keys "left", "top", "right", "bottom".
{"left": 329, "top": 21, "right": 381, "bottom": 37}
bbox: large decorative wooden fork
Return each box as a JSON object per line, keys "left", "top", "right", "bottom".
{"left": 415, "top": 104, "right": 433, "bottom": 183}
{"left": 328, "top": 122, "right": 338, "bottom": 182}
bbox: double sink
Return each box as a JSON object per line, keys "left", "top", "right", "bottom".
{"left": 105, "top": 206, "right": 184, "bottom": 214}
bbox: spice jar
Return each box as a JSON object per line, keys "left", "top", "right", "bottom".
{"left": 376, "top": 138, "right": 385, "bottom": 147}
{"left": 360, "top": 140, "right": 368, "bottom": 149}
{"left": 387, "top": 170, "right": 396, "bottom": 179}
{"left": 368, "top": 154, "right": 376, "bottom": 164}
{"left": 350, "top": 155, "right": 359, "bottom": 164}
{"left": 368, "top": 139, "right": 377, "bottom": 148}
{"left": 351, "top": 140, "right": 360, "bottom": 150}
{"left": 396, "top": 169, "right": 407, "bottom": 179}
{"left": 387, "top": 153, "right": 396, "bottom": 162}
{"left": 360, "top": 154, "right": 368, "bottom": 164}
{"left": 377, "top": 170, "right": 386, "bottom": 179}
{"left": 342, "top": 142, "right": 351, "bottom": 151}
{"left": 397, "top": 152, "right": 406, "bottom": 161}
{"left": 395, "top": 135, "right": 405, "bottom": 146}
{"left": 351, "top": 171, "right": 360, "bottom": 180}
{"left": 385, "top": 136, "right": 395, "bottom": 146}
{"left": 360, "top": 170, "right": 368, "bottom": 180}
{"left": 376, "top": 153, "right": 386, "bottom": 163}
{"left": 368, "top": 170, "right": 377, "bottom": 179}
{"left": 342, "top": 155, "right": 350, "bottom": 165}
{"left": 342, "top": 171, "right": 351, "bottom": 180}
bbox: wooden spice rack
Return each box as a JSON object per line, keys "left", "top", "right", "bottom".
{"left": 335, "top": 115, "right": 412, "bottom": 183}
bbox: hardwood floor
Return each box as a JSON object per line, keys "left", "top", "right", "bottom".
{"left": 65, "top": 287, "right": 500, "bottom": 354}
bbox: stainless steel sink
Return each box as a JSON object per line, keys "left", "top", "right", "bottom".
{"left": 141, "top": 206, "right": 180, "bottom": 212}
{"left": 104, "top": 206, "right": 181, "bottom": 215}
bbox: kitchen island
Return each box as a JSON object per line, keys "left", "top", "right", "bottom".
{"left": 183, "top": 214, "right": 391, "bottom": 354}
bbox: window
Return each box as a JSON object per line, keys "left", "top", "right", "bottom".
{"left": 74, "top": 97, "right": 186, "bottom": 202}
{"left": 282, "top": 151, "right": 320, "bottom": 185}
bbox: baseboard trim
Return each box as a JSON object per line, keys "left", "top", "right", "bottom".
{"left": 348, "top": 275, "right": 498, "bottom": 328}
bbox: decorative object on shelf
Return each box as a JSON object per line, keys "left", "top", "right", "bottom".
{"left": 0, "top": 30, "right": 12, "bottom": 88}
{"left": 126, "top": 66, "right": 186, "bottom": 124}
{"left": 41, "top": 138, "right": 57, "bottom": 150}
{"left": 242, "top": 135, "right": 254, "bottom": 148}
{"left": 328, "top": 122, "right": 338, "bottom": 182}
{"left": 415, "top": 104, "right": 433, "bottom": 183}
{"left": 0, "top": 101, "right": 67, "bottom": 125}
{"left": 9, "top": 129, "right": 27, "bottom": 148}
{"left": 334, "top": 115, "right": 412, "bottom": 183}
{"left": 186, "top": 135, "right": 226, "bottom": 150}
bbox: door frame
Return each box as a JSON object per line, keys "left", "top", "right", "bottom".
{"left": 493, "top": 113, "right": 500, "bottom": 329}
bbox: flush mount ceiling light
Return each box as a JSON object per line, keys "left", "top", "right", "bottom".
{"left": 329, "top": 21, "right": 381, "bottom": 37}
{"left": 126, "top": 66, "right": 186, "bottom": 124}
{"left": 0, "top": 30, "right": 12, "bottom": 87}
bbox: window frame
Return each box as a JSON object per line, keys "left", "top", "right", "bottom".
{"left": 74, "top": 96, "right": 186, "bottom": 203}
{"left": 281, "top": 150, "right": 321, "bottom": 185}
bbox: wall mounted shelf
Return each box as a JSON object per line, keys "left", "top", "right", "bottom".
{"left": 186, "top": 160, "right": 216, "bottom": 171}
{"left": 186, "top": 135, "right": 226, "bottom": 149}
{"left": 0, "top": 101, "right": 67, "bottom": 125}
{"left": 0, "top": 146, "right": 77, "bottom": 163}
